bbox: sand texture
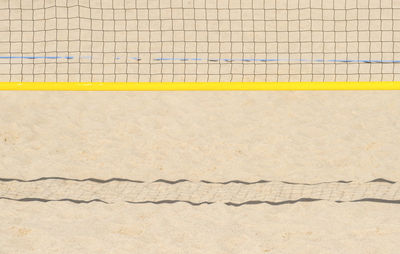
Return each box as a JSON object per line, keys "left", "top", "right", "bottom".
{"left": 1, "top": 91, "right": 400, "bottom": 253}
{"left": 1, "top": 0, "right": 400, "bottom": 252}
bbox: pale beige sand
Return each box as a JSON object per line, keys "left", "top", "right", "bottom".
{"left": 1, "top": 91, "right": 400, "bottom": 181}
{"left": 1, "top": 0, "right": 400, "bottom": 252}
{"left": 1, "top": 202, "right": 400, "bottom": 253}
{"left": 1, "top": 91, "right": 400, "bottom": 253}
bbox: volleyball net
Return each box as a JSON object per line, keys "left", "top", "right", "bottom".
{"left": 0, "top": 0, "right": 400, "bottom": 85}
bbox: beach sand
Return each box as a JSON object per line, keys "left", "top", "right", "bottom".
{"left": 1, "top": 0, "right": 400, "bottom": 252}
{"left": 1, "top": 91, "right": 400, "bottom": 253}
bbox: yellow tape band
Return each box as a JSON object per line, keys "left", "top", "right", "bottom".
{"left": 1, "top": 82, "right": 400, "bottom": 90}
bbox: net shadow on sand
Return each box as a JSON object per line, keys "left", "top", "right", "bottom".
{"left": 1, "top": 177, "right": 399, "bottom": 206}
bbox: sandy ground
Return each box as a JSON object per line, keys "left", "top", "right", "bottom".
{"left": 1, "top": 202, "right": 400, "bottom": 253}
{"left": 1, "top": 91, "right": 400, "bottom": 253}
{"left": 1, "top": 0, "right": 400, "bottom": 252}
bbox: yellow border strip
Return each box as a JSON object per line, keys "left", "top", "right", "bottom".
{"left": 1, "top": 82, "right": 400, "bottom": 90}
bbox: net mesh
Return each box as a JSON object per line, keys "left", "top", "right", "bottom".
{"left": 1, "top": 178, "right": 399, "bottom": 205}
{"left": 1, "top": 0, "right": 400, "bottom": 82}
